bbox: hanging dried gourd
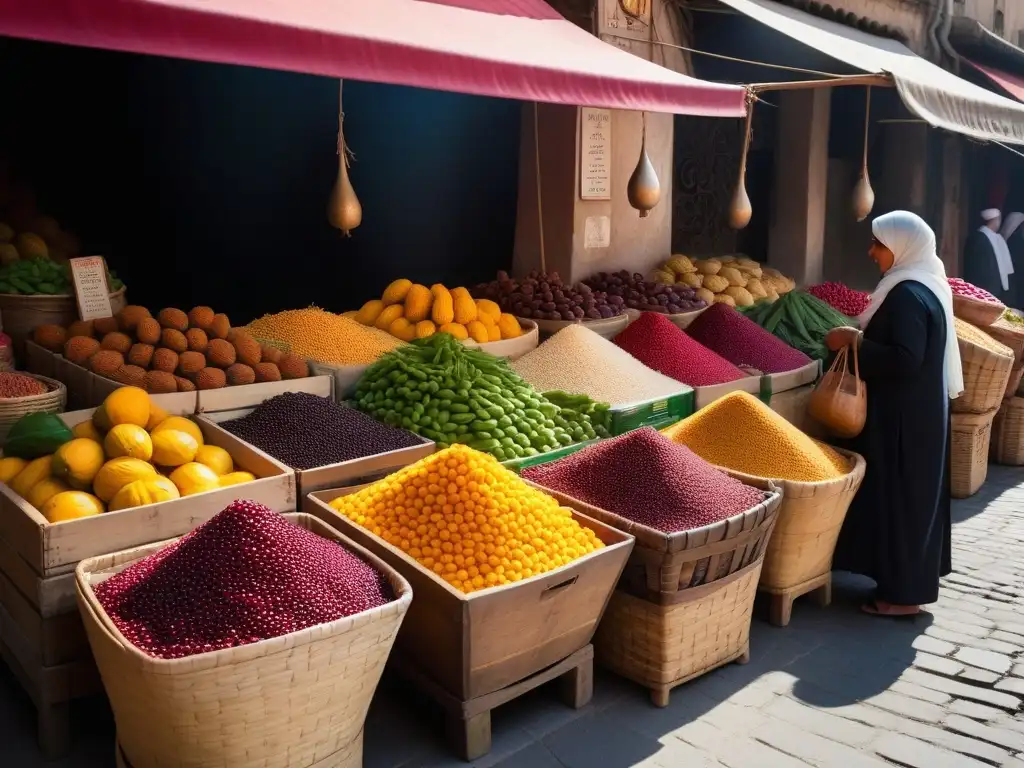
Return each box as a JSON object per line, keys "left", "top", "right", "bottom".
{"left": 729, "top": 96, "right": 755, "bottom": 230}
{"left": 627, "top": 112, "right": 661, "bottom": 218}
{"left": 327, "top": 80, "right": 362, "bottom": 235}
{"left": 851, "top": 86, "right": 875, "bottom": 222}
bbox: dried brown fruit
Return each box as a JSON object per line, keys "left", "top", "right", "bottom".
{"left": 278, "top": 354, "right": 309, "bottom": 380}
{"left": 136, "top": 317, "right": 161, "bottom": 346}
{"left": 177, "top": 351, "right": 206, "bottom": 379}
{"left": 260, "top": 344, "right": 283, "bottom": 365}
{"left": 157, "top": 308, "right": 188, "bottom": 332}
{"left": 65, "top": 336, "right": 101, "bottom": 366}
{"left": 206, "top": 338, "right": 236, "bottom": 368}
{"left": 187, "top": 306, "right": 215, "bottom": 332}
{"left": 196, "top": 367, "right": 227, "bottom": 390}
{"left": 229, "top": 330, "right": 261, "bottom": 367}
{"left": 144, "top": 370, "right": 178, "bottom": 394}
{"left": 89, "top": 350, "right": 124, "bottom": 377}
{"left": 226, "top": 363, "right": 255, "bottom": 386}
{"left": 151, "top": 348, "right": 179, "bottom": 373}
{"left": 253, "top": 362, "right": 282, "bottom": 383}
{"left": 113, "top": 364, "right": 147, "bottom": 388}
{"left": 94, "top": 316, "right": 119, "bottom": 336}
{"left": 174, "top": 375, "right": 196, "bottom": 392}
{"left": 185, "top": 328, "right": 208, "bottom": 353}
{"left": 127, "top": 343, "right": 155, "bottom": 369}
{"left": 67, "top": 320, "right": 95, "bottom": 339}
{"left": 160, "top": 329, "right": 188, "bottom": 354}
{"left": 32, "top": 324, "right": 66, "bottom": 353}
{"left": 101, "top": 332, "right": 133, "bottom": 355}
{"left": 116, "top": 305, "right": 152, "bottom": 333}
{"left": 209, "top": 313, "right": 230, "bottom": 340}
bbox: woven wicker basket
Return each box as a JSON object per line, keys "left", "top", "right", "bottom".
{"left": 716, "top": 448, "right": 867, "bottom": 593}
{"left": 0, "top": 287, "right": 127, "bottom": 361}
{"left": 595, "top": 562, "right": 763, "bottom": 707}
{"left": 953, "top": 325, "right": 1014, "bottom": 414}
{"left": 1007, "top": 364, "right": 1024, "bottom": 398}
{"left": 0, "top": 373, "right": 66, "bottom": 442}
{"left": 76, "top": 513, "right": 411, "bottom": 768}
{"left": 952, "top": 294, "right": 1004, "bottom": 327}
{"left": 951, "top": 409, "right": 996, "bottom": 498}
{"left": 990, "top": 398, "right": 1024, "bottom": 466}
{"left": 986, "top": 318, "right": 1024, "bottom": 361}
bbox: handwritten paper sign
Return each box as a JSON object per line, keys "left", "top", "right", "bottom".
{"left": 580, "top": 108, "right": 611, "bottom": 201}
{"left": 584, "top": 216, "right": 611, "bottom": 249}
{"left": 69, "top": 257, "right": 114, "bottom": 321}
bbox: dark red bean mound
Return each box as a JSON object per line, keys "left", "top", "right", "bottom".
{"left": 94, "top": 500, "right": 394, "bottom": 659}
{"left": 219, "top": 391, "right": 423, "bottom": 470}
{"left": 613, "top": 312, "right": 747, "bottom": 387}
{"left": 522, "top": 428, "right": 764, "bottom": 533}
{"left": 685, "top": 303, "right": 812, "bottom": 374}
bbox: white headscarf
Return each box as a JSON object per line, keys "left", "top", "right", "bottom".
{"left": 1001, "top": 212, "right": 1024, "bottom": 242}
{"left": 858, "top": 211, "right": 964, "bottom": 399}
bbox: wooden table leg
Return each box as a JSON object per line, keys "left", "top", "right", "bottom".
{"left": 558, "top": 655, "right": 593, "bottom": 710}
{"left": 38, "top": 700, "right": 71, "bottom": 760}
{"left": 769, "top": 592, "right": 794, "bottom": 627}
{"left": 448, "top": 710, "right": 491, "bottom": 762}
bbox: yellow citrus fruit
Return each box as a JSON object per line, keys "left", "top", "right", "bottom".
{"left": 104, "top": 424, "right": 153, "bottom": 461}
{"left": 152, "top": 416, "right": 203, "bottom": 447}
{"left": 108, "top": 477, "right": 180, "bottom": 512}
{"left": 0, "top": 456, "right": 27, "bottom": 484}
{"left": 169, "top": 462, "right": 220, "bottom": 496}
{"left": 219, "top": 471, "right": 256, "bottom": 488}
{"left": 10, "top": 455, "right": 53, "bottom": 498}
{"left": 53, "top": 438, "right": 106, "bottom": 490}
{"left": 98, "top": 386, "right": 151, "bottom": 429}
{"left": 195, "top": 445, "right": 233, "bottom": 476}
{"left": 93, "top": 458, "right": 158, "bottom": 503}
{"left": 43, "top": 491, "right": 104, "bottom": 523}
{"left": 151, "top": 430, "right": 199, "bottom": 467}
{"left": 27, "top": 478, "right": 70, "bottom": 510}
{"left": 145, "top": 404, "right": 170, "bottom": 432}
{"left": 72, "top": 420, "right": 104, "bottom": 443}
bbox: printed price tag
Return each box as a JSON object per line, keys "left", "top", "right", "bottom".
{"left": 69, "top": 257, "right": 113, "bottom": 321}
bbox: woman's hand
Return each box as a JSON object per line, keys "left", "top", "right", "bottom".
{"left": 825, "top": 326, "right": 861, "bottom": 352}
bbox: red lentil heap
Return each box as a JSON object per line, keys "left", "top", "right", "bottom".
{"left": 685, "top": 303, "right": 812, "bottom": 374}
{"left": 522, "top": 428, "right": 764, "bottom": 533}
{"left": 219, "top": 391, "right": 424, "bottom": 470}
{"left": 0, "top": 372, "right": 47, "bottom": 398}
{"left": 94, "top": 500, "right": 394, "bottom": 659}
{"left": 613, "top": 312, "right": 747, "bottom": 387}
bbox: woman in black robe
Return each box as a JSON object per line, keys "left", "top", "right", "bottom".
{"left": 963, "top": 209, "right": 1013, "bottom": 304}
{"left": 1001, "top": 212, "right": 1024, "bottom": 309}
{"left": 826, "top": 211, "right": 959, "bottom": 617}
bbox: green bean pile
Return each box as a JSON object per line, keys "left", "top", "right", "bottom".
{"left": 353, "top": 333, "right": 611, "bottom": 460}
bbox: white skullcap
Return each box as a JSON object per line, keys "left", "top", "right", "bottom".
{"left": 982, "top": 208, "right": 1001, "bottom": 221}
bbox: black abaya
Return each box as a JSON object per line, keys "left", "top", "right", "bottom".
{"left": 833, "top": 281, "right": 951, "bottom": 606}
{"left": 1007, "top": 226, "right": 1024, "bottom": 310}
{"left": 963, "top": 229, "right": 1011, "bottom": 304}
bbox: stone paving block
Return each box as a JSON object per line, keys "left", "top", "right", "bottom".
{"left": 762, "top": 695, "right": 875, "bottom": 746}
{"left": 913, "top": 635, "right": 957, "bottom": 656}
{"left": 752, "top": 720, "right": 889, "bottom": 768}
{"left": 944, "top": 714, "right": 1024, "bottom": 752}
{"left": 932, "top": 616, "right": 993, "bottom": 638}
{"left": 668, "top": 719, "right": 811, "bottom": 768}
{"left": 960, "top": 667, "right": 1002, "bottom": 685}
{"left": 996, "top": 678, "right": 1024, "bottom": 696}
{"left": 955, "top": 648, "right": 1014, "bottom": 674}
{"left": 948, "top": 699, "right": 1006, "bottom": 721}
{"left": 901, "top": 668, "right": 1021, "bottom": 711}
{"left": 914, "top": 652, "right": 966, "bottom": 677}
{"left": 873, "top": 732, "right": 993, "bottom": 768}
{"left": 991, "top": 630, "right": 1024, "bottom": 645}
{"left": 890, "top": 680, "right": 954, "bottom": 705}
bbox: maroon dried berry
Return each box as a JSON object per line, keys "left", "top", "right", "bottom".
{"left": 522, "top": 428, "right": 764, "bottom": 533}
{"left": 685, "top": 303, "right": 812, "bottom": 374}
{"left": 94, "top": 500, "right": 394, "bottom": 659}
{"left": 614, "top": 312, "right": 747, "bottom": 387}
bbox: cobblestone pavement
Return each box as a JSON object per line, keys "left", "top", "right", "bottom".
{"left": 5, "top": 466, "right": 1024, "bottom": 767}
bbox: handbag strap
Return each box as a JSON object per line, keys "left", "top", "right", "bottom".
{"left": 850, "top": 341, "right": 863, "bottom": 394}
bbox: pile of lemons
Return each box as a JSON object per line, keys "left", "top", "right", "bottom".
{"left": 0, "top": 387, "right": 256, "bottom": 523}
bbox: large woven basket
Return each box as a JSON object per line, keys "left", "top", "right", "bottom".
{"left": 986, "top": 318, "right": 1024, "bottom": 361}
{"left": 953, "top": 321, "right": 1014, "bottom": 414}
{"left": 991, "top": 398, "right": 1024, "bottom": 466}
{"left": 0, "top": 373, "right": 66, "bottom": 442}
{"left": 76, "top": 513, "right": 412, "bottom": 768}
{"left": 0, "top": 286, "right": 126, "bottom": 361}
{"left": 716, "top": 448, "right": 867, "bottom": 593}
{"left": 951, "top": 409, "right": 996, "bottom": 498}
{"left": 538, "top": 487, "right": 782, "bottom": 707}
{"left": 767, "top": 383, "right": 828, "bottom": 438}
{"left": 1007, "top": 364, "right": 1024, "bottom": 398}
{"left": 952, "top": 294, "right": 1004, "bottom": 327}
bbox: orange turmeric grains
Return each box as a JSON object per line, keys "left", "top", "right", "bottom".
{"left": 329, "top": 445, "right": 603, "bottom": 594}
{"left": 663, "top": 391, "right": 848, "bottom": 482}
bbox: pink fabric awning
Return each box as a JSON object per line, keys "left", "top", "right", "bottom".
{"left": 965, "top": 59, "right": 1024, "bottom": 104}
{"left": 0, "top": 0, "right": 747, "bottom": 117}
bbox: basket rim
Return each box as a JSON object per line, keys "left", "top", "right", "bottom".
{"left": 0, "top": 372, "right": 66, "bottom": 403}
{"left": 0, "top": 285, "right": 126, "bottom": 301}
{"left": 528, "top": 484, "right": 782, "bottom": 555}
{"left": 74, "top": 511, "right": 412, "bottom": 673}
{"left": 714, "top": 445, "right": 867, "bottom": 492}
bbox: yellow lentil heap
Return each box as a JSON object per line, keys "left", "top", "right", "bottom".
{"left": 245, "top": 307, "right": 406, "bottom": 365}
{"left": 663, "top": 391, "right": 848, "bottom": 482}
{"left": 329, "top": 445, "right": 603, "bottom": 594}
{"left": 954, "top": 317, "right": 1013, "bottom": 358}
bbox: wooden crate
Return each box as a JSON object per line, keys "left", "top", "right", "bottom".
{"left": 0, "top": 410, "right": 297, "bottom": 757}
{"left": 306, "top": 485, "right": 633, "bottom": 760}
{"left": 196, "top": 376, "right": 435, "bottom": 505}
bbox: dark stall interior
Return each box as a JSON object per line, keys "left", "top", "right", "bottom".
{"left": 0, "top": 38, "right": 522, "bottom": 323}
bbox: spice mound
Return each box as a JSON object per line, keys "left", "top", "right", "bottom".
{"left": 329, "top": 444, "right": 604, "bottom": 594}
{"left": 511, "top": 324, "right": 687, "bottom": 406}
{"left": 522, "top": 428, "right": 764, "bottom": 533}
{"left": 686, "top": 303, "right": 812, "bottom": 374}
{"left": 0, "top": 372, "right": 47, "bottom": 398}
{"left": 949, "top": 278, "right": 1000, "bottom": 304}
{"left": 613, "top": 312, "right": 746, "bottom": 387}
{"left": 664, "top": 391, "right": 848, "bottom": 482}
{"left": 219, "top": 392, "right": 423, "bottom": 470}
{"left": 94, "top": 500, "right": 394, "bottom": 659}
{"left": 246, "top": 307, "right": 404, "bottom": 365}
{"left": 806, "top": 282, "right": 870, "bottom": 318}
